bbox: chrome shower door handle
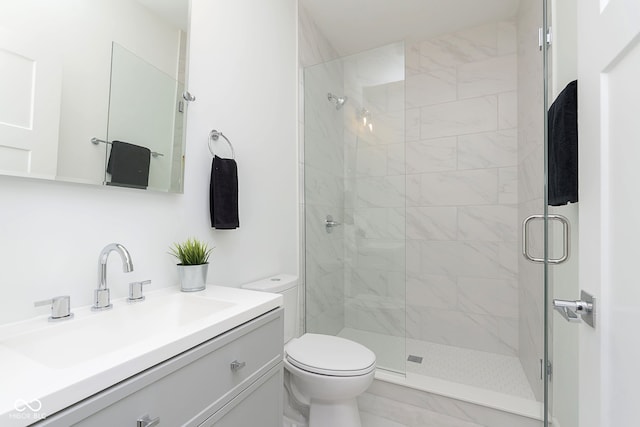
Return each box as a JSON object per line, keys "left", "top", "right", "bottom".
{"left": 325, "top": 215, "right": 341, "bottom": 234}
{"left": 522, "top": 214, "right": 570, "bottom": 264}
{"left": 522, "top": 214, "right": 545, "bottom": 263}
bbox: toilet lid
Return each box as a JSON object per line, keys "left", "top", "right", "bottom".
{"left": 285, "top": 334, "right": 376, "bottom": 377}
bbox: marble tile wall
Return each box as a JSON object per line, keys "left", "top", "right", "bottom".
{"left": 359, "top": 380, "right": 541, "bottom": 427}
{"left": 299, "top": 5, "right": 345, "bottom": 336}
{"left": 404, "top": 21, "right": 520, "bottom": 356}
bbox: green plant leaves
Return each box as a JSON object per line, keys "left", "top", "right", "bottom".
{"left": 169, "top": 238, "right": 213, "bottom": 265}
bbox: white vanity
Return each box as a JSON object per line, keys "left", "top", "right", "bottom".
{"left": 0, "top": 286, "right": 283, "bottom": 426}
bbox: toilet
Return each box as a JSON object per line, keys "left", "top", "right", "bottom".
{"left": 242, "top": 275, "right": 376, "bottom": 427}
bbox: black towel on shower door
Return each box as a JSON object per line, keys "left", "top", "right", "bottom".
{"left": 548, "top": 80, "right": 578, "bottom": 206}
{"left": 106, "top": 140, "right": 151, "bottom": 189}
{"left": 210, "top": 155, "right": 239, "bottom": 229}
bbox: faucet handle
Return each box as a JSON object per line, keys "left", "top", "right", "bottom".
{"left": 92, "top": 288, "right": 112, "bottom": 311}
{"left": 128, "top": 280, "right": 151, "bottom": 302}
{"left": 34, "top": 296, "right": 74, "bottom": 321}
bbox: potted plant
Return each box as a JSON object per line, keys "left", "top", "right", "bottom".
{"left": 169, "top": 238, "right": 214, "bottom": 292}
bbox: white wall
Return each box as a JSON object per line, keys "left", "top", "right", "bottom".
{"left": 187, "top": 0, "right": 298, "bottom": 281}
{"left": 0, "top": 0, "right": 298, "bottom": 325}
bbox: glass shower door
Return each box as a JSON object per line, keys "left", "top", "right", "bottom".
{"left": 546, "top": 0, "right": 580, "bottom": 425}
{"left": 303, "top": 43, "right": 407, "bottom": 375}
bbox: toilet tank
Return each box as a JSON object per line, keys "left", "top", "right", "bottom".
{"left": 241, "top": 274, "right": 298, "bottom": 343}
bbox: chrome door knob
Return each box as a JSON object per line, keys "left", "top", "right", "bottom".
{"left": 553, "top": 290, "right": 596, "bottom": 328}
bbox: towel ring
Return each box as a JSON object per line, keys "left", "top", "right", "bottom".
{"left": 209, "top": 130, "right": 235, "bottom": 159}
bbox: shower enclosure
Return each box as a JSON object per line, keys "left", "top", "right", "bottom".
{"left": 301, "top": 1, "right": 568, "bottom": 424}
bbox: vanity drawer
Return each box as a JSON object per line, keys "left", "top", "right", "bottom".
{"left": 199, "top": 362, "right": 283, "bottom": 427}
{"left": 39, "top": 308, "right": 283, "bottom": 427}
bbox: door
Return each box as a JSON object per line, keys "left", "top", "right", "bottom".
{"left": 576, "top": 0, "right": 640, "bottom": 426}
{"left": 548, "top": 1, "right": 579, "bottom": 426}
{"left": 0, "top": 27, "right": 61, "bottom": 178}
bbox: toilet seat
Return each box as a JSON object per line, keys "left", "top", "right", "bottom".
{"left": 285, "top": 334, "right": 376, "bottom": 377}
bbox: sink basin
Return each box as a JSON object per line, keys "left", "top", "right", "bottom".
{"left": 1, "top": 293, "right": 235, "bottom": 369}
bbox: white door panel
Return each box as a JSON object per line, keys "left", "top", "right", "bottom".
{"left": 0, "top": 27, "right": 61, "bottom": 178}
{"left": 577, "top": 1, "right": 640, "bottom": 426}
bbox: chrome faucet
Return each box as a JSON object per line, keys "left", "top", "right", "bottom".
{"left": 92, "top": 243, "right": 134, "bottom": 311}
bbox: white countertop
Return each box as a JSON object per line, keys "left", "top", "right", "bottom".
{"left": 0, "top": 286, "right": 282, "bottom": 426}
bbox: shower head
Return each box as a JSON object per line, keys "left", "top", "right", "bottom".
{"left": 327, "top": 92, "right": 348, "bottom": 110}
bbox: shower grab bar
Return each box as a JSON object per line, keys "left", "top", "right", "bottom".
{"left": 91, "top": 137, "right": 164, "bottom": 158}
{"left": 522, "top": 214, "right": 570, "bottom": 264}
{"left": 208, "top": 130, "right": 235, "bottom": 159}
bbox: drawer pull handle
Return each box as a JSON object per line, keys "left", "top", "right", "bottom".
{"left": 137, "top": 414, "right": 160, "bottom": 427}
{"left": 230, "top": 360, "right": 246, "bottom": 372}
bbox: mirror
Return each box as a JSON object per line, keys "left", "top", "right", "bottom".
{"left": 0, "top": 0, "right": 189, "bottom": 192}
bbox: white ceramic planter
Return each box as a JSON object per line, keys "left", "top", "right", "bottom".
{"left": 177, "top": 263, "right": 208, "bottom": 292}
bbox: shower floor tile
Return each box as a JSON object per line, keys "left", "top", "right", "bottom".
{"left": 405, "top": 339, "right": 535, "bottom": 399}
{"left": 338, "top": 328, "right": 535, "bottom": 400}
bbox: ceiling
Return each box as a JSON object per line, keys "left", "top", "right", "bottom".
{"left": 135, "top": 0, "right": 189, "bottom": 32}
{"left": 299, "top": 0, "right": 522, "bottom": 57}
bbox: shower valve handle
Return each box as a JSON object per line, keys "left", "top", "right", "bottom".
{"left": 325, "top": 215, "right": 341, "bottom": 233}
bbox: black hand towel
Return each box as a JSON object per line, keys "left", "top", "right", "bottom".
{"left": 106, "top": 140, "right": 151, "bottom": 189}
{"left": 548, "top": 80, "right": 578, "bottom": 206}
{"left": 210, "top": 155, "right": 239, "bottom": 229}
